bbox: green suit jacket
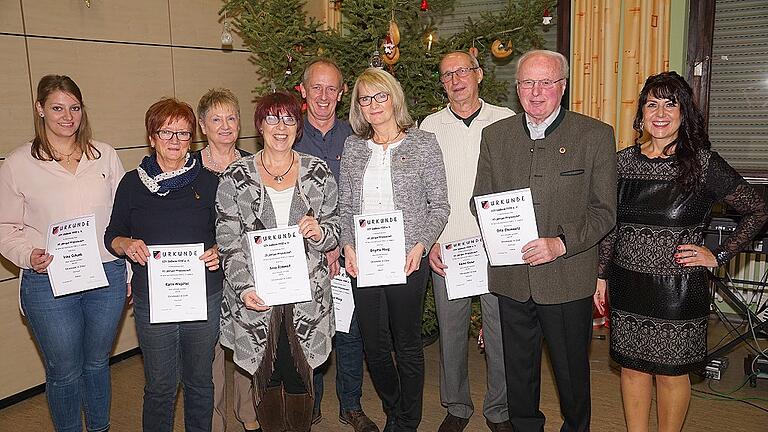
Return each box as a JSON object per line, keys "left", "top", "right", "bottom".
{"left": 472, "top": 109, "right": 617, "bottom": 304}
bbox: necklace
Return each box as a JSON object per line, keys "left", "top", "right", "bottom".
{"left": 55, "top": 146, "right": 81, "bottom": 164}
{"left": 261, "top": 151, "right": 294, "bottom": 183}
{"left": 205, "top": 145, "right": 237, "bottom": 172}
{"left": 372, "top": 130, "right": 403, "bottom": 146}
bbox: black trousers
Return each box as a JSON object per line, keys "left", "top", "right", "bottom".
{"left": 268, "top": 319, "right": 307, "bottom": 395}
{"left": 498, "top": 295, "right": 593, "bottom": 432}
{"left": 352, "top": 257, "right": 429, "bottom": 432}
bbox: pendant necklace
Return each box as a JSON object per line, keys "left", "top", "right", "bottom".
{"left": 56, "top": 146, "right": 80, "bottom": 164}
{"left": 261, "top": 151, "right": 294, "bottom": 183}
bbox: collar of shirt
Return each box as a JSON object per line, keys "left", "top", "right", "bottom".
{"left": 449, "top": 100, "right": 483, "bottom": 127}
{"left": 525, "top": 106, "right": 561, "bottom": 140}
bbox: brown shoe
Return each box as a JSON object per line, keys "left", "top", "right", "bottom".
{"left": 438, "top": 413, "right": 470, "bottom": 432}
{"left": 339, "top": 409, "right": 380, "bottom": 432}
{"left": 485, "top": 418, "right": 514, "bottom": 432}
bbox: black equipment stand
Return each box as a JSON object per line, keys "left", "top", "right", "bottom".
{"left": 707, "top": 272, "right": 768, "bottom": 360}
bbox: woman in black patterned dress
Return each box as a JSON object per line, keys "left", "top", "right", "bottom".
{"left": 595, "top": 71, "right": 768, "bottom": 432}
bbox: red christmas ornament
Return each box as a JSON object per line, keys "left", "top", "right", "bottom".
{"left": 420, "top": 0, "right": 429, "bottom": 11}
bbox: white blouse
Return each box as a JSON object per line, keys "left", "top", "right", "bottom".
{"left": 362, "top": 139, "right": 403, "bottom": 214}
{"left": 266, "top": 186, "right": 295, "bottom": 227}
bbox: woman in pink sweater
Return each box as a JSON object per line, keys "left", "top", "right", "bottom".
{"left": 0, "top": 75, "right": 127, "bottom": 432}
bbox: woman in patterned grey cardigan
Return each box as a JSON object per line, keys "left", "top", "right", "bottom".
{"left": 339, "top": 68, "right": 450, "bottom": 432}
{"left": 216, "top": 92, "right": 339, "bottom": 432}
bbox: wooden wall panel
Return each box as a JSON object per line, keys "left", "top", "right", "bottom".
{"left": 169, "top": 0, "right": 248, "bottom": 49}
{"left": 116, "top": 147, "right": 151, "bottom": 172}
{"left": 26, "top": 38, "right": 175, "bottom": 149}
{"left": 0, "top": 35, "right": 34, "bottom": 158}
{"left": 172, "top": 47, "right": 259, "bottom": 138}
{"left": 0, "top": 278, "right": 46, "bottom": 399}
{"left": 22, "top": 0, "right": 171, "bottom": 45}
{"left": 0, "top": 277, "right": 138, "bottom": 400}
{"left": 0, "top": 0, "right": 24, "bottom": 33}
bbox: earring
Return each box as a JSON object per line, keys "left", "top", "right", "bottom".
{"left": 639, "top": 120, "right": 644, "bottom": 129}
{"left": 39, "top": 113, "right": 44, "bottom": 118}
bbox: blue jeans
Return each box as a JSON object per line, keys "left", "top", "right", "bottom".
{"left": 21, "top": 260, "right": 127, "bottom": 432}
{"left": 313, "top": 311, "right": 365, "bottom": 414}
{"left": 133, "top": 290, "right": 222, "bottom": 432}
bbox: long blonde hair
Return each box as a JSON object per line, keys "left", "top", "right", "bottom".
{"left": 349, "top": 68, "right": 413, "bottom": 139}
{"left": 32, "top": 75, "right": 99, "bottom": 161}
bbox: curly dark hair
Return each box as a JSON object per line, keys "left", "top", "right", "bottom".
{"left": 633, "top": 71, "right": 711, "bottom": 190}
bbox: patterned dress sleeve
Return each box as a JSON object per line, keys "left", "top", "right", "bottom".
{"left": 703, "top": 152, "right": 768, "bottom": 266}
{"left": 597, "top": 227, "right": 616, "bottom": 279}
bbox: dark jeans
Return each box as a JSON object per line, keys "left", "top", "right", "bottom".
{"left": 313, "top": 311, "right": 365, "bottom": 413}
{"left": 353, "top": 257, "right": 429, "bottom": 432}
{"left": 21, "top": 260, "right": 127, "bottom": 432}
{"left": 133, "top": 290, "right": 222, "bottom": 432}
{"left": 498, "top": 295, "right": 593, "bottom": 432}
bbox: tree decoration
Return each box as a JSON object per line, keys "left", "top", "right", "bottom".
{"left": 491, "top": 39, "right": 513, "bottom": 59}
{"left": 370, "top": 50, "right": 384, "bottom": 69}
{"left": 285, "top": 54, "right": 293, "bottom": 75}
{"left": 468, "top": 41, "right": 479, "bottom": 58}
{"left": 420, "top": 0, "right": 429, "bottom": 12}
{"left": 543, "top": 8, "right": 553, "bottom": 25}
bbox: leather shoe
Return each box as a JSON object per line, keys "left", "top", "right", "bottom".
{"left": 485, "top": 418, "right": 514, "bottom": 432}
{"left": 340, "top": 409, "right": 380, "bottom": 432}
{"left": 438, "top": 413, "right": 470, "bottom": 432}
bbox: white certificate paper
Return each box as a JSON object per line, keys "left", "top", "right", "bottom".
{"left": 331, "top": 268, "right": 355, "bottom": 333}
{"left": 441, "top": 236, "right": 490, "bottom": 300}
{"left": 147, "top": 243, "right": 207, "bottom": 323}
{"left": 46, "top": 214, "right": 108, "bottom": 297}
{"left": 246, "top": 226, "right": 311, "bottom": 306}
{"left": 474, "top": 188, "right": 539, "bottom": 266}
{"left": 354, "top": 211, "right": 406, "bottom": 287}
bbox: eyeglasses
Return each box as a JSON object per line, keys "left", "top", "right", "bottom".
{"left": 516, "top": 78, "right": 566, "bottom": 89}
{"left": 156, "top": 130, "right": 192, "bottom": 141}
{"left": 439, "top": 66, "right": 480, "bottom": 83}
{"left": 264, "top": 115, "right": 297, "bottom": 126}
{"left": 357, "top": 92, "right": 389, "bottom": 107}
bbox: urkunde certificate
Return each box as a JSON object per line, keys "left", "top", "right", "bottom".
{"left": 354, "top": 210, "right": 406, "bottom": 287}
{"left": 46, "top": 214, "right": 108, "bottom": 297}
{"left": 440, "top": 236, "right": 490, "bottom": 300}
{"left": 147, "top": 243, "right": 207, "bottom": 323}
{"left": 246, "top": 226, "right": 311, "bottom": 306}
{"left": 331, "top": 267, "right": 354, "bottom": 333}
{"left": 474, "top": 188, "right": 539, "bottom": 266}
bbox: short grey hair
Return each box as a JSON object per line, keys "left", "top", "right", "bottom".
{"left": 197, "top": 88, "right": 240, "bottom": 122}
{"left": 516, "top": 50, "right": 569, "bottom": 80}
{"left": 439, "top": 51, "right": 480, "bottom": 71}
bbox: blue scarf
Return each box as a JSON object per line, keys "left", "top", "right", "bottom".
{"left": 137, "top": 153, "right": 200, "bottom": 196}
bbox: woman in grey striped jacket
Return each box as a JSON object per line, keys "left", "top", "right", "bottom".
{"left": 338, "top": 68, "right": 450, "bottom": 432}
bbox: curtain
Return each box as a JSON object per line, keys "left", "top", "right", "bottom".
{"left": 571, "top": 0, "right": 671, "bottom": 150}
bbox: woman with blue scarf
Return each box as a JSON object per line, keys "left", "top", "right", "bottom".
{"left": 105, "top": 98, "right": 222, "bottom": 432}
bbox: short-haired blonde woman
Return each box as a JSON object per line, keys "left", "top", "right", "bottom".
{"left": 339, "top": 68, "right": 450, "bottom": 431}
{"left": 194, "top": 88, "right": 260, "bottom": 432}
{"left": 0, "top": 74, "right": 127, "bottom": 432}
{"left": 105, "top": 98, "right": 222, "bottom": 432}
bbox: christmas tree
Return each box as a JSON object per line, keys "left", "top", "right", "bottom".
{"left": 221, "top": 0, "right": 555, "bottom": 120}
